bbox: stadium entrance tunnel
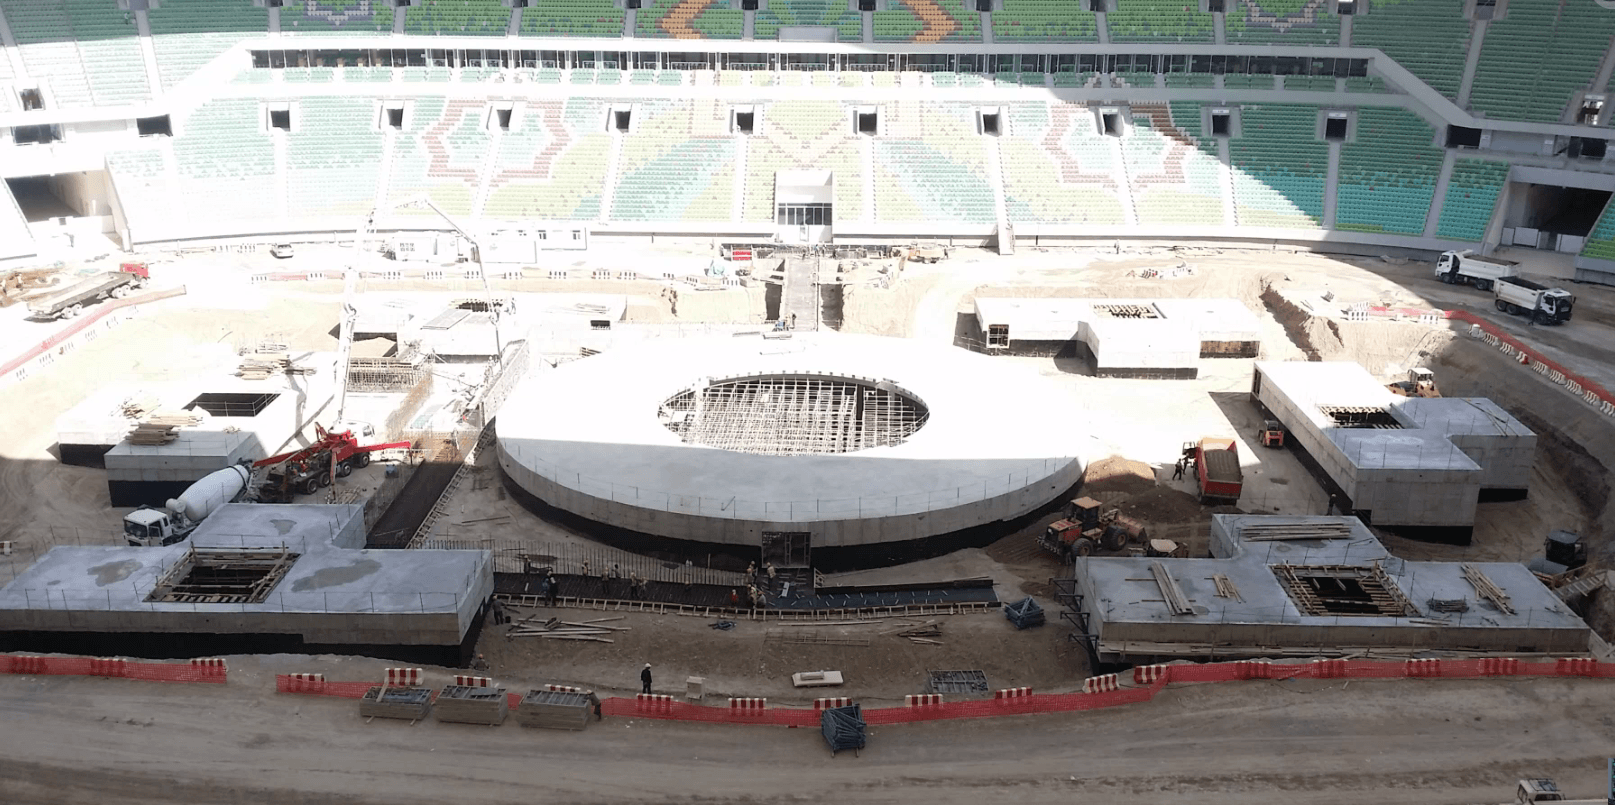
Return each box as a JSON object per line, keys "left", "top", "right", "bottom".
{"left": 1504, "top": 181, "right": 1612, "bottom": 251}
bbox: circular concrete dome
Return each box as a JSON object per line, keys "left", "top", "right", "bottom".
{"left": 496, "top": 332, "right": 1086, "bottom": 564}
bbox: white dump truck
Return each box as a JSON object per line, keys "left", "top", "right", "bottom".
{"left": 123, "top": 463, "right": 253, "bottom": 547}
{"left": 1434, "top": 250, "right": 1519, "bottom": 291}
{"left": 1494, "top": 275, "right": 1574, "bottom": 325}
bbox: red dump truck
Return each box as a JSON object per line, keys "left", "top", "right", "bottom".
{"left": 1186, "top": 437, "right": 1243, "bottom": 505}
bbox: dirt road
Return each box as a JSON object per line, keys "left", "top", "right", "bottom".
{"left": 0, "top": 668, "right": 1610, "bottom": 805}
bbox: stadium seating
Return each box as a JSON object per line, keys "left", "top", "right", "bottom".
{"left": 1335, "top": 107, "right": 1442, "bottom": 235}
{"left": 872, "top": 0, "right": 978, "bottom": 43}
{"left": 1105, "top": 0, "right": 1215, "bottom": 43}
{"left": 106, "top": 149, "right": 170, "bottom": 232}
{"left": 1469, "top": 0, "right": 1615, "bottom": 123}
{"left": 741, "top": 100, "right": 862, "bottom": 222}
{"left": 1434, "top": 159, "right": 1507, "bottom": 242}
{"left": 1281, "top": 76, "right": 1337, "bottom": 92}
{"left": 403, "top": 0, "right": 510, "bottom": 36}
{"left": 285, "top": 97, "right": 384, "bottom": 218}
{"left": 1228, "top": 104, "right": 1326, "bottom": 228}
{"left": 1163, "top": 73, "right": 1213, "bottom": 88}
{"left": 483, "top": 98, "right": 611, "bottom": 220}
{"left": 1351, "top": 0, "right": 1469, "bottom": 100}
{"left": 998, "top": 102, "right": 1126, "bottom": 225}
{"left": 1222, "top": 74, "right": 1276, "bottom": 90}
{"left": 0, "top": 0, "right": 90, "bottom": 108}
{"left": 382, "top": 97, "right": 490, "bottom": 217}
{"left": 1345, "top": 76, "right": 1389, "bottom": 94}
{"left": 873, "top": 102, "right": 994, "bottom": 223}
{"left": 756, "top": 0, "right": 864, "bottom": 42}
{"left": 1114, "top": 71, "right": 1157, "bottom": 89}
{"left": 991, "top": 0, "right": 1098, "bottom": 42}
{"left": 1581, "top": 200, "right": 1615, "bottom": 262}
{"left": 148, "top": 0, "right": 268, "bottom": 90}
{"left": 1122, "top": 105, "right": 1226, "bottom": 227}
{"left": 518, "top": 0, "right": 624, "bottom": 37}
{"left": 637, "top": 0, "right": 745, "bottom": 39}
{"left": 169, "top": 98, "right": 279, "bottom": 223}
{"left": 610, "top": 99, "right": 736, "bottom": 221}
{"left": 1224, "top": 0, "right": 1339, "bottom": 45}
{"left": 65, "top": 0, "right": 151, "bottom": 106}
{"left": 279, "top": 0, "right": 394, "bottom": 35}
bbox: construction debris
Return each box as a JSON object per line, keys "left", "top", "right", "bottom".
{"left": 1003, "top": 597, "right": 1045, "bottom": 630}
{"left": 766, "top": 629, "right": 871, "bottom": 647}
{"left": 1212, "top": 574, "right": 1243, "bottom": 602}
{"left": 505, "top": 616, "right": 628, "bottom": 643}
{"left": 1462, "top": 564, "right": 1516, "bottom": 615}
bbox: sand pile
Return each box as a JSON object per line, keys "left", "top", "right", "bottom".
{"left": 1080, "top": 456, "right": 1157, "bottom": 497}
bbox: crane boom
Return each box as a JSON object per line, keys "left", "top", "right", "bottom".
{"left": 332, "top": 214, "right": 371, "bottom": 426}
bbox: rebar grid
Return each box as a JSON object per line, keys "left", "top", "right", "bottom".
{"left": 1092, "top": 304, "right": 1161, "bottom": 319}
{"left": 1318, "top": 405, "right": 1404, "bottom": 429}
{"left": 662, "top": 376, "right": 928, "bottom": 456}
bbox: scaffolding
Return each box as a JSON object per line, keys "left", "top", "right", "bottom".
{"left": 660, "top": 375, "right": 928, "bottom": 456}
{"left": 347, "top": 357, "right": 427, "bottom": 394}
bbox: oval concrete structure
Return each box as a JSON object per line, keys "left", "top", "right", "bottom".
{"left": 496, "top": 333, "right": 1085, "bottom": 557}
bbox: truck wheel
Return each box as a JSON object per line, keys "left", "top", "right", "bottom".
{"left": 355, "top": 452, "right": 372, "bottom": 468}
{"left": 1479, "top": 280, "right": 1493, "bottom": 291}
{"left": 1533, "top": 311, "right": 1549, "bottom": 325}
{"left": 298, "top": 477, "right": 319, "bottom": 496}
{"left": 1100, "top": 527, "right": 1127, "bottom": 551}
{"left": 1071, "top": 538, "right": 1095, "bottom": 557}
{"left": 317, "top": 472, "right": 331, "bottom": 488}
{"left": 335, "top": 461, "right": 352, "bottom": 478}
{"left": 1507, "top": 303, "right": 1521, "bottom": 315}
{"left": 64, "top": 304, "right": 81, "bottom": 318}
{"left": 1495, "top": 300, "right": 1506, "bottom": 312}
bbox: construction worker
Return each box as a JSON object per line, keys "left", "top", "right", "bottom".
{"left": 729, "top": 589, "right": 740, "bottom": 606}
{"left": 641, "top": 663, "right": 653, "bottom": 694}
{"left": 588, "top": 689, "right": 602, "bottom": 721}
{"left": 471, "top": 653, "right": 489, "bottom": 671}
{"left": 1172, "top": 459, "right": 1185, "bottom": 481}
{"left": 765, "top": 562, "right": 777, "bottom": 581}
{"left": 545, "top": 572, "right": 559, "bottom": 606}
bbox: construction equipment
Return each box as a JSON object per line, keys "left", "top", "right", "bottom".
{"left": 1514, "top": 778, "right": 1567, "bottom": 803}
{"left": 908, "top": 245, "right": 945, "bottom": 264}
{"left": 27, "top": 262, "right": 147, "bottom": 320}
{"left": 1257, "top": 419, "right": 1286, "bottom": 448}
{"left": 1527, "top": 529, "right": 1589, "bottom": 578}
{"left": 1387, "top": 367, "right": 1441, "bottom": 398}
{"left": 123, "top": 462, "right": 253, "bottom": 547}
{"left": 1186, "top": 437, "right": 1244, "bottom": 505}
{"left": 1494, "top": 275, "right": 1574, "bottom": 325}
{"left": 1434, "top": 249, "right": 1518, "bottom": 291}
{"left": 1039, "top": 497, "right": 1148, "bottom": 559}
{"left": 253, "top": 424, "right": 410, "bottom": 502}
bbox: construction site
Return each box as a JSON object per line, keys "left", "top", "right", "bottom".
{"left": 3, "top": 240, "right": 1615, "bottom": 804}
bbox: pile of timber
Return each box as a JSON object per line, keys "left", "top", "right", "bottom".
{"left": 237, "top": 352, "right": 312, "bottom": 379}
{"left": 119, "top": 395, "right": 161, "bottom": 419}
{"left": 505, "top": 614, "right": 627, "bottom": 644}
{"left": 883, "top": 619, "right": 943, "bottom": 645}
{"left": 358, "top": 686, "right": 433, "bottom": 722}
{"left": 127, "top": 410, "right": 204, "bottom": 445}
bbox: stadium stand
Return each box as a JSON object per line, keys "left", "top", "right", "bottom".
{"left": 285, "top": 97, "right": 384, "bottom": 218}
{"left": 609, "top": 99, "right": 737, "bottom": 222}
{"left": 1345, "top": 76, "right": 1390, "bottom": 94}
{"left": 64, "top": 0, "right": 151, "bottom": 106}
{"left": 742, "top": 100, "right": 862, "bottom": 222}
{"left": 1163, "top": 73, "right": 1214, "bottom": 89}
{"left": 1224, "top": 0, "right": 1339, "bottom": 45}
{"left": 403, "top": 0, "right": 510, "bottom": 36}
{"left": 518, "top": 0, "right": 624, "bottom": 37}
{"left": 105, "top": 149, "right": 170, "bottom": 233}
{"left": 998, "top": 102, "right": 1127, "bottom": 225}
{"left": 636, "top": 0, "right": 745, "bottom": 39}
{"left": 279, "top": 0, "right": 394, "bottom": 35}
{"left": 1469, "top": 0, "right": 1615, "bottom": 123}
{"left": 756, "top": 0, "right": 864, "bottom": 42}
{"left": 1335, "top": 107, "right": 1443, "bottom": 235}
{"left": 1350, "top": 0, "right": 1469, "bottom": 100}
{"left": 1582, "top": 200, "right": 1615, "bottom": 262}
{"left": 1105, "top": 0, "right": 1215, "bottom": 43}
{"left": 382, "top": 97, "right": 489, "bottom": 217}
{"left": 148, "top": 0, "right": 268, "bottom": 91}
{"left": 1, "top": 0, "right": 91, "bottom": 108}
{"left": 169, "top": 98, "right": 278, "bottom": 224}
{"left": 483, "top": 98, "right": 612, "bottom": 221}
{"left": 872, "top": 0, "right": 979, "bottom": 43}
{"left": 1434, "top": 159, "right": 1508, "bottom": 242}
{"left": 1123, "top": 104, "right": 1226, "bottom": 227}
{"left": 990, "top": 0, "right": 1099, "bottom": 42}
{"left": 873, "top": 102, "right": 994, "bottom": 223}
{"left": 1228, "top": 104, "right": 1326, "bottom": 229}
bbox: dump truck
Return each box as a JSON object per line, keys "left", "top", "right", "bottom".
{"left": 1434, "top": 250, "right": 1518, "bottom": 291}
{"left": 1186, "top": 438, "right": 1243, "bottom": 505}
{"left": 1494, "top": 275, "right": 1574, "bottom": 325}
{"left": 1039, "top": 496, "right": 1148, "bottom": 559}
{"left": 27, "top": 262, "right": 148, "bottom": 320}
{"left": 1387, "top": 367, "right": 1440, "bottom": 397}
{"left": 123, "top": 462, "right": 253, "bottom": 546}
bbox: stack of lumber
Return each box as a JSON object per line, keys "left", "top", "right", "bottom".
{"left": 505, "top": 614, "right": 627, "bottom": 643}
{"left": 358, "top": 686, "right": 432, "bottom": 722}
{"left": 126, "top": 411, "right": 202, "bottom": 445}
{"left": 434, "top": 685, "right": 508, "bottom": 726}
{"left": 119, "top": 395, "right": 161, "bottom": 419}
{"left": 237, "top": 353, "right": 314, "bottom": 379}
{"left": 883, "top": 620, "right": 943, "bottom": 645}
{"left": 515, "top": 690, "right": 591, "bottom": 730}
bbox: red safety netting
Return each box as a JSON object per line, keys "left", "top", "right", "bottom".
{"left": 2, "top": 655, "right": 227, "bottom": 683}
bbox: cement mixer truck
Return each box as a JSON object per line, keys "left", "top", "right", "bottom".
{"left": 123, "top": 462, "right": 252, "bottom": 547}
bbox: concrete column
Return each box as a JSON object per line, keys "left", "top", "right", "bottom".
{"left": 1322, "top": 140, "right": 1340, "bottom": 228}
{"left": 1456, "top": 20, "right": 1487, "bottom": 107}
{"left": 1423, "top": 150, "right": 1457, "bottom": 239}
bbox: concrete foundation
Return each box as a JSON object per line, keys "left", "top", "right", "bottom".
{"left": 969, "top": 298, "right": 1261, "bottom": 378}
{"left": 1076, "top": 514, "right": 1590, "bottom": 663}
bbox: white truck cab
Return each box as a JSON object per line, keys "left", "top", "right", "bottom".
{"left": 124, "top": 507, "right": 190, "bottom": 547}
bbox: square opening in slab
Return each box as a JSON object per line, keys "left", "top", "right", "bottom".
{"left": 146, "top": 548, "right": 300, "bottom": 605}
{"left": 136, "top": 115, "right": 172, "bottom": 137}
{"left": 981, "top": 112, "right": 1001, "bottom": 135}
{"left": 1273, "top": 564, "right": 1416, "bottom": 617}
{"left": 1318, "top": 405, "right": 1401, "bottom": 429}
{"left": 986, "top": 324, "right": 1009, "bottom": 348}
{"left": 613, "top": 110, "right": 632, "bottom": 132}
{"left": 1323, "top": 116, "right": 1348, "bottom": 140}
{"left": 185, "top": 392, "right": 280, "bottom": 418}
{"left": 1093, "top": 303, "right": 1160, "bottom": 319}
{"left": 1101, "top": 112, "right": 1121, "bottom": 137}
{"left": 1211, "top": 111, "right": 1231, "bottom": 136}
{"left": 735, "top": 111, "right": 755, "bottom": 134}
{"left": 1445, "top": 124, "right": 1482, "bottom": 148}
{"left": 856, "top": 111, "right": 878, "bottom": 135}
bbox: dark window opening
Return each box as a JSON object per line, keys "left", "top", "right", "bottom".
{"left": 385, "top": 107, "right": 404, "bottom": 129}
{"left": 613, "top": 110, "right": 631, "bottom": 131}
{"left": 269, "top": 109, "right": 292, "bottom": 131}
{"left": 1324, "top": 116, "right": 1348, "bottom": 140}
{"left": 136, "top": 115, "right": 172, "bottom": 137}
{"left": 1446, "top": 125, "right": 1483, "bottom": 149}
{"left": 1318, "top": 405, "right": 1401, "bottom": 429}
{"left": 1211, "top": 112, "right": 1231, "bottom": 136}
{"left": 777, "top": 203, "right": 834, "bottom": 226}
{"left": 859, "top": 0, "right": 876, "bottom": 9}
{"left": 1570, "top": 137, "right": 1608, "bottom": 160}
{"left": 1087, "top": 0, "right": 1108, "bottom": 10}
{"left": 185, "top": 392, "right": 280, "bottom": 418}
{"left": 625, "top": 0, "right": 641, "bottom": 8}
{"left": 1336, "top": 0, "right": 1355, "bottom": 14}
{"left": 743, "top": 0, "right": 759, "bottom": 9}
{"left": 1208, "top": 0, "right": 1225, "bottom": 10}
{"left": 18, "top": 88, "right": 44, "bottom": 111}
{"left": 987, "top": 324, "right": 1009, "bottom": 348}
{"left": 735, "top": 111, "right": 755, "bottom": 134}
{"left": 266, "top": 0, "right": 284, "bottom": 6}
{"left": 982, "top": 113, "right": 1000, "bottom": 135}
{"left": 1101, "top": 112, "right": 1121, "bottom": 136}
{"left": 1577, "top": 99, "right": 1604, "bottom": 126}
{"left": 976, "top": 0, "right": 992, "bottom": 10}
{"left": 12, "top": 124, "right": 62, "bottom": 145}
{"left": 857, "top": 112, "right": 878, "bottom": 135}
{"left": 495, "top": 108, "right": 512, "bottom": 130}
{"left": 590, "top": 319, "right": 612, "bottom": 330}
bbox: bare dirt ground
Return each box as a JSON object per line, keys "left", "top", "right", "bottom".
{"left": 7, "top": 242, "right": 1615, "bottom": 802}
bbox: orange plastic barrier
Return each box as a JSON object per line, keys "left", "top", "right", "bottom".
{"left": 1, "top": 655, "right": 227, "bottom": 683}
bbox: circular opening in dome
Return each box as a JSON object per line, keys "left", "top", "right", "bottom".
{"left": 658, "top": 373, "right": 930, "bottom": 456}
